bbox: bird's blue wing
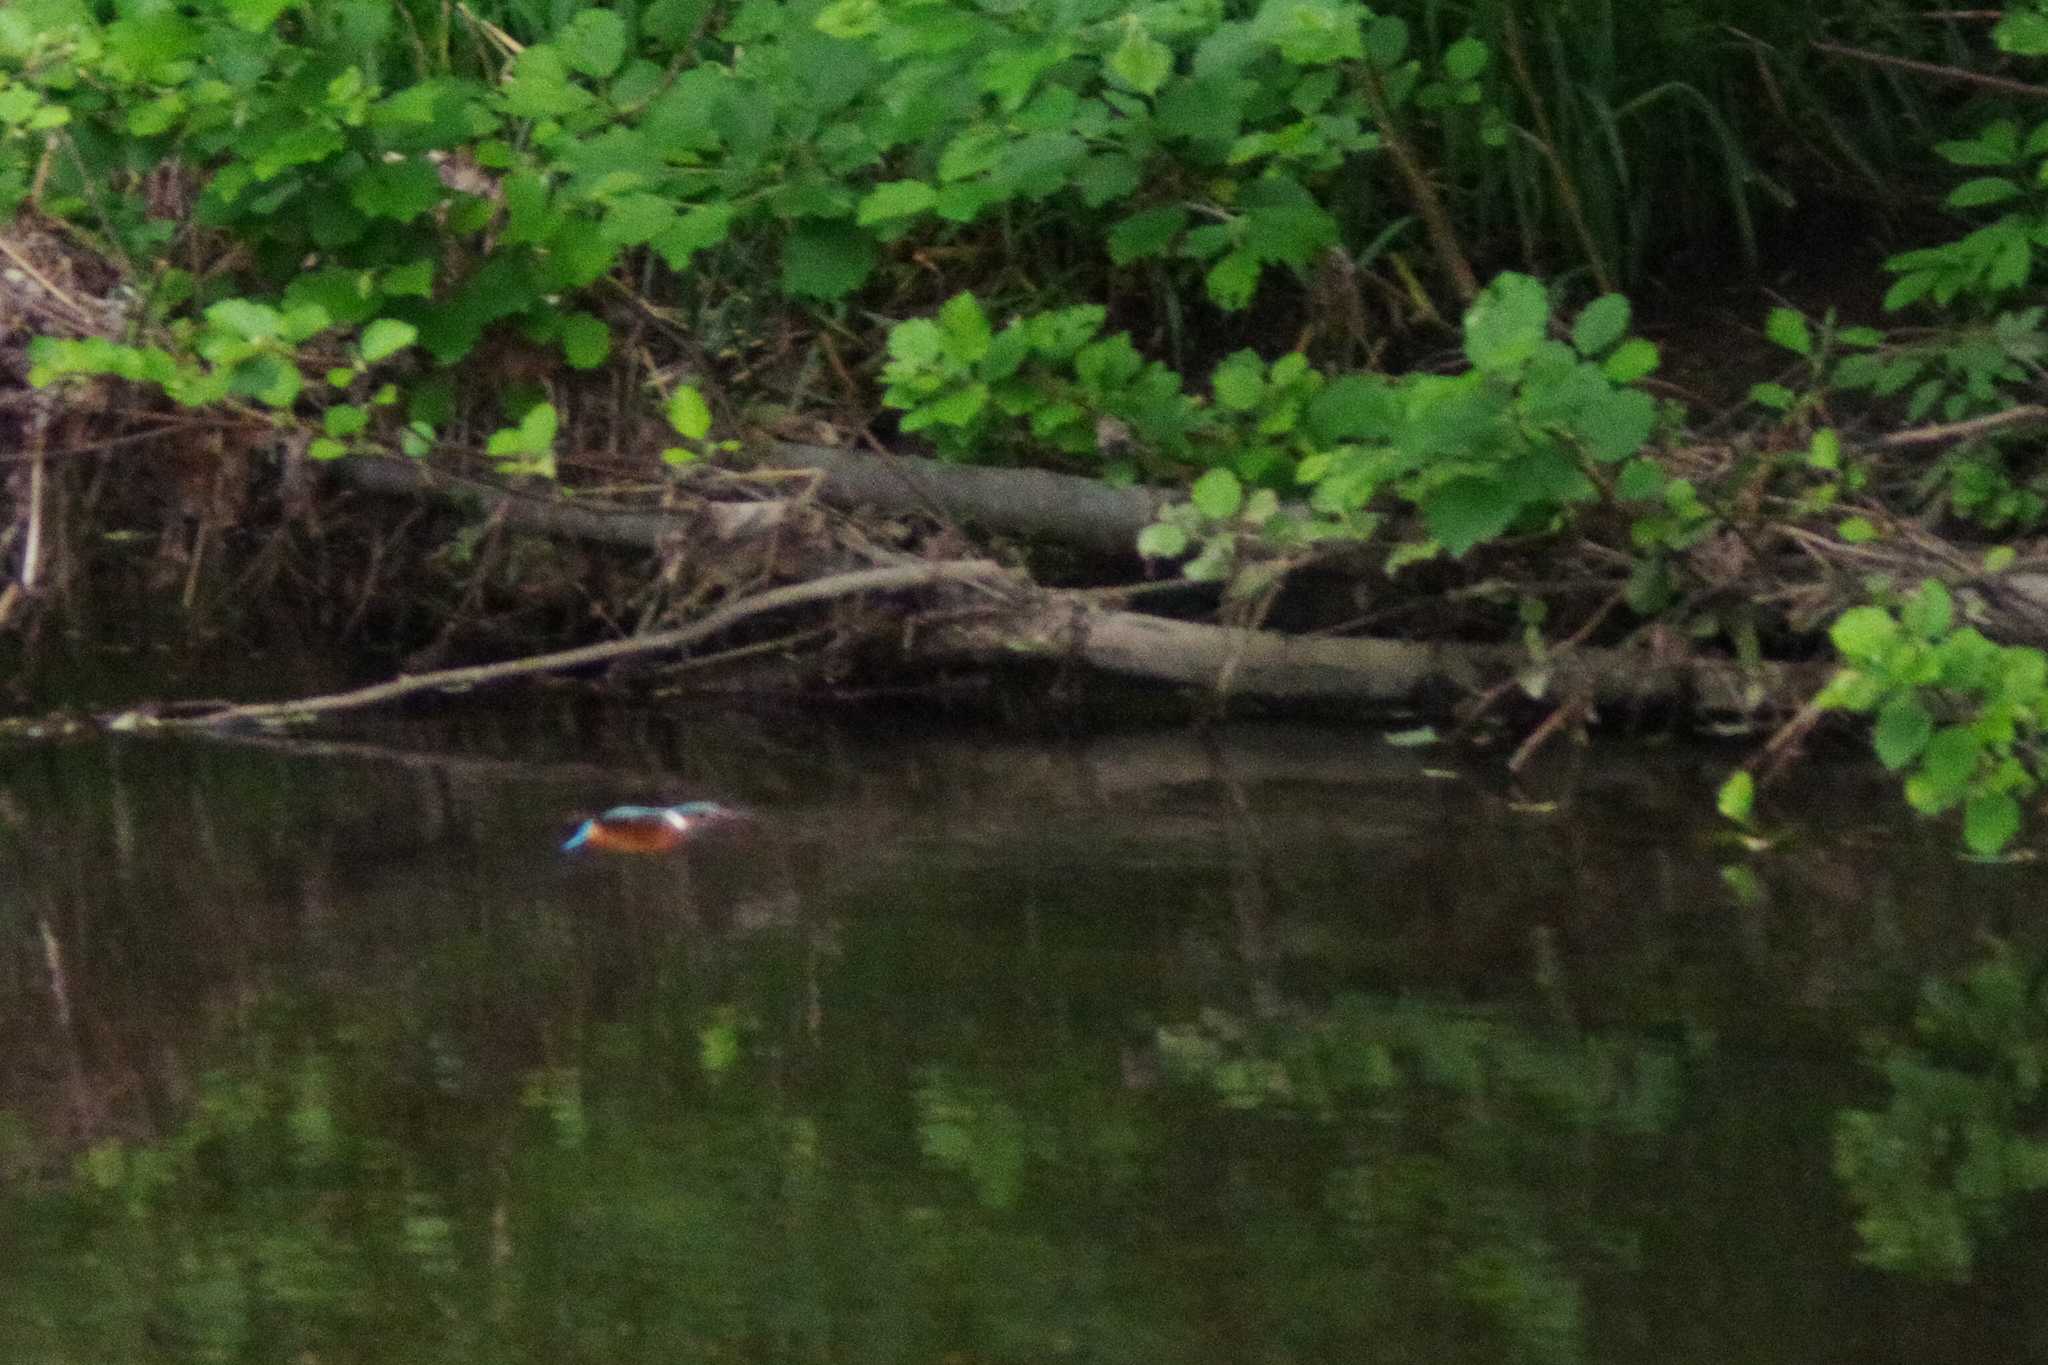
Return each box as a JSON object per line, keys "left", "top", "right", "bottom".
{"left": 599, "top": 804, "right": 669, "bottom": 821}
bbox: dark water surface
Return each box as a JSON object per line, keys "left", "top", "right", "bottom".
{"left": 5, "top": 709, "right": 2048, "bottom": 1363}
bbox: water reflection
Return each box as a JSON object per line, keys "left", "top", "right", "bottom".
{"left": 3, "top": 715, "right": 2047, "bottom": 1361}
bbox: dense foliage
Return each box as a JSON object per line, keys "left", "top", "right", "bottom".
{"left": 8, "top": 0, "right": 2048, "bottom": 850}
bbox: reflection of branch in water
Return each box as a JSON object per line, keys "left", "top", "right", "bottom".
{"left": 38, "top": 914, "right": 71, "bottom": 1032}
{"left": 1202, "top": 732, "right": 1286, "bottom": 1023}
{"left": 151, "top": 727, "right": 680, "bottom": 787}
{"left": 36, "top": 906, "right": 101, "bottom": 1147}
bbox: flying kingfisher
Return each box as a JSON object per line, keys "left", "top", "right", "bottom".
{"left": 561, "top": 802, "right": 748, "bottom": 854}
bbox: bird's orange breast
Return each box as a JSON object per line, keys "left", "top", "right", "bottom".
{"left": 580, "top": 817, "right": 689, "bottom": 854}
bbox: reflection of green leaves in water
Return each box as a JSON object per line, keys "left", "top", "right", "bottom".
{"left": 915, "top": 1069, "right": 1034, "bottom": 1211}
{"left": 521, "top": 1066, "right": 587, "bottom": 1149}
{"left": 5, "top": 972, "right": 1685, "bottom": 1365}
{"left": 698, "top": 1006, "right": 742, "bottom": 1079}
{"left": 1835, "top": 943, "right": 2048, "bottom": 1281}
{"left": 1158, "top": 995, "right": 1682, "bottom": 1365}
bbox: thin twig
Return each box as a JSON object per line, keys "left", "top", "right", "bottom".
{"left": 19, "top": 410, "right": 45, "bottom": 593}
{"left": 117, "top": 559, "right": 1017, "bottom": 730}
{"left": 1507, "top": 693, "right": 1591, "bottom": 774}
{"left": 1814, "top": 40, "right": 2048, "bottom": 101}
{"left": 1871, "top": 404, "right": 2048, "bottom": 448}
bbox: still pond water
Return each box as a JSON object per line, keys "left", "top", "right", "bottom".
{"left": 5, "top": 707, "right": 2048, "bottom": 1363}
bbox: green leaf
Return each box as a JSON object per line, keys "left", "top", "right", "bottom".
{"left": 1191, "top": 467, "right": 1244, "bottom": 520}
{"left": 909, "top": 382, "right": 988, "bottom": 429}
{"left": 1987, "top": 545, "right": 2018, "bottom": 572}
{"left": 1443, "top": 35, "right": 1488, "bottom": 81}
{"left": 225, "top": 354, "right": 299, "bottom": 409}
{"left": 885, "top": 317, "right": 945, "bottom": 371}
{"left": 1909, "top": 726, "right": 1982, "bottom": 813}
{"left": 1074, "top": 154, "right": 1143, "bottom": 208}
{"left": 781, "top": 220, "right": 876, "bottom": 300}
{"left": 1211, "top": 351, "right": 1265, "bottom": 411}
{"left": 1205, "top": 249, "right": 1261, "bottom": 310}
{"left": 1363, "top": 14, "right": 1407, "bottom": 66}
{"left": 206, "top": 299, "right": 285, "bottom": 342}
{"left": 979, "top": 42, "right": 1067, "bottom": 110}
{"left": 1901, "top": 580, "right": 1954, "bottom": 640}
{"left": 1716, "top": 770, "right": 1754, "bottom": 825}
{"left": 559, "top": 9, "right": 628, "bottom": 78}
{"left": 1138, "top": 522, "right": 1190, "bottom": 558}
{"left": 1184, "top": 537, "right": 1234, "bottom": 582}
{"left": 1463, "top": 272, "right": 1549, "bottom": 373}
{"left": 560, "top": 313, "right": 610, "bottom": 369}
{"left": 1837, "top": 517, "right": 1878, "bottom": 543}
{"left": 488, "top": 405, "right": 559, "bottom": 475}
{"left": 937, "top": 125, "right": 1007, "bottom": 184}
{"left": 1873, "top": 697, "right": 1934, "bottom": 770}
{"left": 1615, "top": 458, "right": 1665, "bottom": 501}
{"left": 1109, "top": 206, "right": 1188, "bottom": 264}
{"left": 1813, "top": 667, "right": 1880, "bottom": 711}
{"left": 225, "top": 0, "right": 292, "bottom": 31}
{"left": 667, "top": 385, "right": 712, "bottom": 440}
{"left": 1749, "top": 382, "right": 1796, "bottom": 411}
{"left": 1602, "top": 338, "right": 1659, "bottom": 383}
{"left": 1764, "top": 307, "right": 1811, "bottom": 357}
{"left": 1575, "top": 388, "right": 1656, "bottom": 463}
{"left": 1108, "top": 23, "right": 1173, "bottom": 96}
{"left": 937, "top": 293, "right": 991, "bottom": 364}
{"left": 359, "top": 318, "right": 417, "bottom": 363}
{"left": 602, "top": 193, "right": 680, "bottom": 246}
{"left": 1965, "top": 790, "right": 2022, "bottom": 855}
{"left": 645, "top": 0, "right": 712, "bottom": 42}
{"left": 500, "top": 171, "right": 557, "bottom": 247}
{"left": 857, "top": 180, "right": 939, "bottom": 225}
{"left": 814, "top": 0, "right": 882, "bottom": 39}
{"left": 503, "top": 45, "right": 595, "bottom": 119}
{"left": 349, "top": 160, "right": 444, "bottom": 222}
{"left": 653, "top": 202, "right": 736, "bottom": 270}
{"left": 1423, "top": 476, "right": 1521, "bottom": 556}
{"left": 126, "top": 94, "right": 184, "bottom": 137}
{"left": 1999, "top": 12, "right": 2048, "bottom": 55}
{"left": 1570, "top": 295, "right": 1629, "bottom": 356}
{"left": 1252, "top": 0, "right": 1363, "bottom": 64}
{"left": 323, "top": 404, "right": 368, "bottom": 437}
{"left": 1808, "top": 428, "right": 1840, "bottom": 470}
{"left": 1947, "top": 177, "right": 2023, "bottom": 209}
{"left": 1306, "top": 375, "right": 1394, "bottom": 441}
{"left": 1829, "top": 606, "right": 1900, "bottom": 660}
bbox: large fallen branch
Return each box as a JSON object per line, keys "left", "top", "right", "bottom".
{"left": 330, "top": 440, "right": 1168, "bottom": 559}
{"left": 334, "top": 455, "right": 788, "bottom": 546}
{"left": 757, "top": 442, "right": 1169, "bottom": 556}
{"left": 233, "top": 449, "right": 1821, "bottom": 726}
{"left": 94, "top": 564, "right": 1812, "bottom": 734}
{"left": 932, "top": 599, "right": 1823, "bottom": 713}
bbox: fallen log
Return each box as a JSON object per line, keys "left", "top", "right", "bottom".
{"left": 329, "top": 440, "right": 1168, "bottom": 560}
{"left": 755, "top": 442, "right": 1168, "bottom": 556}
{"left": 293, "top": 453, "right": 1816, "bottom": 724}
{"left": 929, "top": 599, "right": 1822, "bottom": 715}
{"left": 333, "top": 456, "right": 788, "bottom": 546}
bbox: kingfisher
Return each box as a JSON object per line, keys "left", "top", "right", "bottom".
{"left": 561, "top": 802, "right": 747, "bottom": 854}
